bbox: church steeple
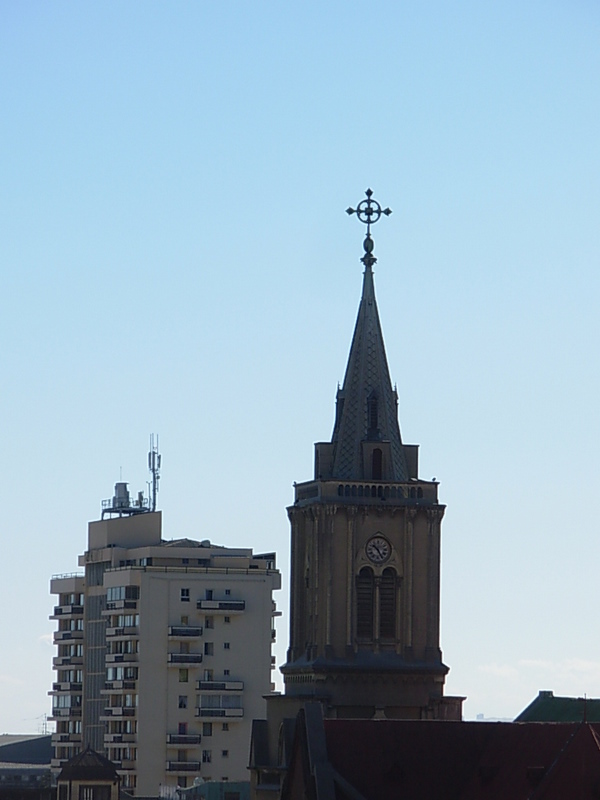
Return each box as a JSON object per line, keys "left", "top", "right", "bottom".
{"left": 315, "top": 190, "right": 412, "bottom": 482}
{"left": 330, "top": 260, "right": 408, "bottom": 481}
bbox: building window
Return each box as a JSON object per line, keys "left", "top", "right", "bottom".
{"left": 205, "top": 617, "right": 214, "bottom": 629}
{"left": 178, "top": 696, "right": 188, "bottom": 709}
{"left": 222, "top": 723, "right": 229, "bottom": 731}
{"left": 224, "top": 642, "right": 230, "bottom": 650}
{"left": 179, "top": 669, "right": 189, "bottom": 683}
{"left": 379, "top": 567, "right": 397, "bottom": 639}
{"left": 204, "top": 642, "right": 214, "bottom": 656}
{"left": 206, "top": 590, "right": 213, "bottom": 600}
{"left": 178, "top": 722, "right": 187, "bottom": 735}
{"left": 368, "top": 393, "right": 378, "bottom": 432}
{"left": 224, "top": 616, "right": 231, "bottom": 624}
{"left": 203, "top": 722, "right": 213, "bottom": 736}
{"left": 356, "top": 567, "right": 374, "bottom": 639}
{"left": 202, "top": 750, "right": 212, "bottom": 763}
{"left": 181, "top": 615, "right": 189, "bottom": 625}
{"left": 204, "top": 669, "right": 214, "bottom": 681}
{"left": 223, "top": 669, "right": 230, "bottom": 676}
{"left": 225, "top": 589, "right": 231, "bottom": 596}
{"left": 222, "top": 750, "right": 229, "bottom": 758}
{"left": 372, "top": 448, "right": 383, "bottom": 480}
{"left": 181, "top": 588, "right": 190, "bottom": 602}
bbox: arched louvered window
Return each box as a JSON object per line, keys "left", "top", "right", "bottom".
{"left": 356, "top": 567, "right": 374, "bottom": 639}
{"left": 379, "top": 567, "right": 397, "bottom": 639}
{"left": 372, "top": 448, "right": 383, "bottom": 480}
{"left": 368, "top": 394, "right": 378, "bottom": 432}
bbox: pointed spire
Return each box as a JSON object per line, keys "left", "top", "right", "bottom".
{"left": 330, "top": 260, "right": 408, "bottom": 481}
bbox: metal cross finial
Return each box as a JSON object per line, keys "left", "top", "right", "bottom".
{"left": 346, "top": 188, "right": 392, "bottom": 268}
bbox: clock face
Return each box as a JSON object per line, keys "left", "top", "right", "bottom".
{"left": 366, "top": 535, "right": 391, "bottom": 564}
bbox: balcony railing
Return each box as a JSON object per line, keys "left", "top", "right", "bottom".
{"left": 166, "top": 762, "right": 201, "bottom": 772}
{"left": 195, "top": 708, "right": 243, "bottom": 718}
{"left": 196, "top": 600, "right": 245, "bottom": 613}
{"left": 167, "top": 654, "right": 203, "bottom": 664}
{"left": 106, "top": 653, "right": 138, "bottom": 663}
{"left": 101, "top": 707, "right": 136, "bottom": 718}
{"left": 104, "top": 733, "right": 137, "bottom": 743}
{"left": 54, "top": 630, "right": 84, "bottom": 641}
{"left": 169, "top": 626, "right": 203, "bottom": 637}
{"left": 52, "top": 733, "right": 82, "bottom": 743}
{"left": 104, "top": 680, "right": 136, "bottom": 691}
{"left": 167, "top": 734, "right": 202, "bottom": 745}
{"left": 105, "top": 599, "right": 138, "bottom": 611}
{"left": 106, "top": 626, "right": 139, "bottom": 637}
{"left": 52, "top": 682, "right": 82, "bottom": 693}
{"left": 53, "top": 656, "right": 84, "bottom": 667}
{"left": 50, "top": 707, "right": 82, "bottom": 719}
{"left": 196, "top": 681, "right": 243, "bottom": 691}
{"left": 52, "top": 605, "right": 84, "bottom": 618}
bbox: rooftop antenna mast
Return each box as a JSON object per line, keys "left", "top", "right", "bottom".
{"left": 148, "top": 434, "right": 161, "bottom": 512}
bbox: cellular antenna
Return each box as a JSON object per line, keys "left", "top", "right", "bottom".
{"left": 148, "top": 434, "right": 161, "bottom": 512}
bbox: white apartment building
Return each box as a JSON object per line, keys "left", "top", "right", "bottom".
{"left": 50, "top": 500, "right": 281, "bottom": 796}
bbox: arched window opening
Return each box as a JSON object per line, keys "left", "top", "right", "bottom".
{"left": 356, "top": 567, "right": 374, "bottom": 639}
{"left": 379, "top": 568, "right": 397, "bottom": 639}
{"left": 372, "top": 448, "right": 383, "bottom": 480}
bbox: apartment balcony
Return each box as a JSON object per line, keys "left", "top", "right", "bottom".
{"left": 105, "top": 733, "right": 137, "bottom": 744}
{"left": 169, "top": 626, "right": 203, "bottom": 638}
{"left": 114, "top": 760, "right": 136, "bottom": 771}
{"left": 53, "top": 656, "right": 83, "bottom": 668}
{"left": 54, "top": 630, "right": 84, "bottom": 642}
{"left": 105, "top": 599, "right": 138, "bottom": 611}
{"left": 51, "top": 604, "right": 84, "bottom": 619}
{"left": 167, "top": 654, "right": 203, "bottom": 665}
{"left": 195, "top": 708, "right": 243, "bottom": 718}
{"left": 103, "top": 680, "right": 137, "bottom": 692}
{"left": 51, "top": 682, "right": 83, "bottom": 693}
{"left": 50, "top": 707, "right": 82, "bottom": 719}
{"left": 196, "top": 681, "right": 244, "bottom": 691}
{"left": 106, "top": 653, "right": 138, "bottom": 663}
{"left": 52, "top": 733, "right": 82, "bottom": 744}
{"left": 167, "top": 734, "right": 202, "bottom": 745}
{"left": 105, "top": 626, "right": 139, "bottom": 638}
{"left": 100, "top": 709, "right": 137, "bottom": 721}
{"left": 196, "top": 600, "right": 245, "bottom": 614}
{"left": 166, "top": 762, "right": 201, "bottom": 772}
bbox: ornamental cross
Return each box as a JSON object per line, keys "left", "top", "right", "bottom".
{"left": 346, "top": 188, "right": 392, "bottom": 267}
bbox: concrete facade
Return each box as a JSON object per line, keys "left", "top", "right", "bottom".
{"left": 50, "top": 511, "right": 281, "bottom": 796}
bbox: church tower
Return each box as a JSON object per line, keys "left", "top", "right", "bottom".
{"left": 282, "top": 190, "right": 461, "bottom": 720}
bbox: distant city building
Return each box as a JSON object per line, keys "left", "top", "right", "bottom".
{"left": 0, "top": 734, "right": 52, "bottom": 800}
{"left": 516, "top": 689, "right": 600, "bottom": 722}
{"left": 50, "top": 501, "right": 281, "bottom": 796}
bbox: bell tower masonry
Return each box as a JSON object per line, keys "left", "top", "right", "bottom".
{"left": 282, "top": 190, "right": 462, "bottom": 720}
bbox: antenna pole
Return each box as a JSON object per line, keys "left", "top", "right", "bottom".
{"left": 148, "top": 434, "right": 161, "bottom": 512}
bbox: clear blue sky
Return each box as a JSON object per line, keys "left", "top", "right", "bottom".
{"left": 1, "top": 1, "right": 599, "bottom": 732}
